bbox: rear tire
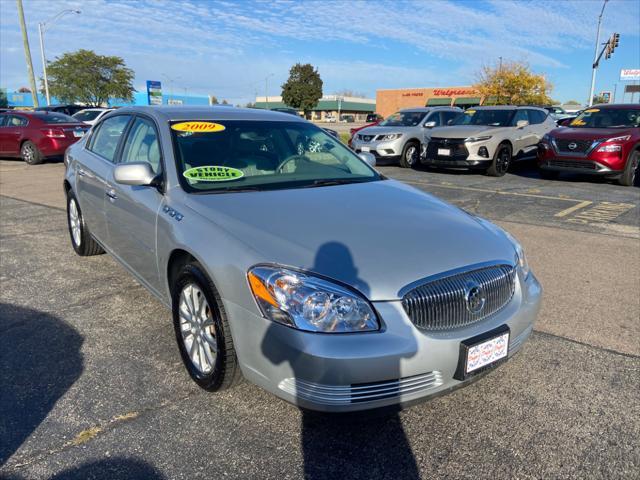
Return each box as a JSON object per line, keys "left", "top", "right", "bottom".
{"left": 619, "top": 150, "right": 639, "bottom": 187}
{"left": 399, "top": 141, "right": 419, "bottom": 168}
{"left": 172, "top": 262, "right": 242, "bottom": 391}
{"left": 66, "top": 192, "right": 104, "bottom": 256}
{"left": 21, "top": 141, "right": 44, "bottom": 165}
{"left": 486, "top": 143, "right": 512, "bottom": 177}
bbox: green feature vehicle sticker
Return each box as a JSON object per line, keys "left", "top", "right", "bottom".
{"left": 183, "top": 166, "right": 244, "bottom": 182}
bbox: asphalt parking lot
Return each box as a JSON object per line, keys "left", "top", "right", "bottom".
{"left": 1, "top": 158, "right": 639, "bottom": 479}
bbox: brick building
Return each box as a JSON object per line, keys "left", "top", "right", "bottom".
{"left": 376, "top": 86, "right": 484, "bottom": 118}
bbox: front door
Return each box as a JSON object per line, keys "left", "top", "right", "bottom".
{"left": 105, "top": 115, "right": 165, "bottom": 291}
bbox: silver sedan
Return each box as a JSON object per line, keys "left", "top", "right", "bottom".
{"left": 64, "top": 106, "right": 541, "bottom": 412}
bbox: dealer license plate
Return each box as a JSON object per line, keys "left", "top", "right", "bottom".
{"left": 437, "top": 148, "right": 451, "bottom": 156}
{"left": 454, "top": 326, "right": 510, "bottom": 380}
{"left": 361, "top": 146, "right": 370, "bottom": 152}
{"left": 73, "top": 130, "right": 85, "bottom": 138}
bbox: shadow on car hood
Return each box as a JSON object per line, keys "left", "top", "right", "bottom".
{"left": 185, "top": 180, "right": 515, "bottom": 300}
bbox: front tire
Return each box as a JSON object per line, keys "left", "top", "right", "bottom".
{"left": 172, "top": 262, "right": 241, "bottom": 391}
{"left": 399, "top": 141, "right": 419, "bottom": 168}
{"left": 486, "top": 143, "right": 512, "bottom": 177}
{"left": 66, "top": 192, "right": 104, "bottom": 256}
{"left": 21, "top": 141, "right": 44, "bottom": 165}
{"left": 619, "top": 150, "right": 639, "bottom": 187}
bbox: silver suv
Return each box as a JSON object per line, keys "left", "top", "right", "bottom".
{"left": 420, "top": 106, "right": 556, "bottom": 176}
{"left": 351, "top": 107, "right": 462, "bottom": 168}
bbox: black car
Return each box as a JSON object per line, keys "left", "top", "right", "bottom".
{"left": 270, "top": 107, "right": 300, "bottom": 116}
{"left": 366, "top": 113, "right": 383, "bottom": 123}
{"left": 35, "top": 104, "right": 86, "bottom": 116}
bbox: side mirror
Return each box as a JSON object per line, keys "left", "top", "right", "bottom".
{"left": 114, "top": 162, "right": 157, "bottom": 186}
{"left": 516, "top": 120, "right": 529, "bottom": 128}
{"left": 423, "top": 121, "right": 437, "bottom": 128}
{"left": 358, "top": 152, "right": 376, "bottom": 167}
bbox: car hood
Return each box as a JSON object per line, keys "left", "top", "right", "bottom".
{"left": 184, "top": 180, "right": 515, "bottom": 301}
{"left": 429, "top": 125, "right": 509, "bottom": 139}
{"left": 550, "top": 127, "right": 636, "bottom": 140}
{"left": 357, "top": 125, "right": 417, "bottom": 136}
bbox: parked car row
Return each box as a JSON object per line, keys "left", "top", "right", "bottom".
{"left": 350, "top": 104, "right": 639, "bottom": 186}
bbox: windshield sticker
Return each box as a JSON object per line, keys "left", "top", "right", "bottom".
{"left": 570, "top": 119, "right": 586, "bottom": 126}
{"left": 465, "top": 110, "right": 476, "bottom": 114}
{"left": 584, "top": 109, "right": 600, "bottom": 113}
{"left": 171, "top": 121, "right": 225, "bottom": 133}
{"left": 183, "top": 166, "right": 244, "bottom": 182}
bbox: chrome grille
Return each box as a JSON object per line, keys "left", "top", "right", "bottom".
{"left": 402, "top": 264, "right": 516, "bottom": 331}
{"left": 279, "top": 371, "right": 444, "bottom": 405}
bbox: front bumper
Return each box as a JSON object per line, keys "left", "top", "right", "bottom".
{"left": 351, "top": 137, "right": 404, "bottom": 161}
{"left": 227, "top": 271, "right": 542, "bottom": 412}
{"left": 420, "top": 138, "right": 492, "bottom": 169}
{"left": 537, "top": 143, "right": 624, "bottom": 176}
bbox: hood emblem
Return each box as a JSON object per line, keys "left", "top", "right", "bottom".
{"left": 568, "top": 142, "right": 577, "bottom": 150}
{"left": 465, "top": 281, "right": 486, "bottom": 314}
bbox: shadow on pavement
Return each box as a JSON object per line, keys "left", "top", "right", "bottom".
{"left": 0, "top": 303, "right": 84, "bottom": 466}
{"left": 261, "top": 242, "right": 420, "bottom": 480}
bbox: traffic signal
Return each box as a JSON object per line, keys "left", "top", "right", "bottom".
{"left": 606, "top": 33, "right": 620, "bottom": 59}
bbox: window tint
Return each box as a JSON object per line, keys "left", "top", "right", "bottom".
{"left": 441, "top": 111, "right": 460, "bottom": 126}
{"left": 512, "top": 109, "right": 529, "bottom": 125}
{"left": 7, "top": 115, "right": 28, "bottom": 127}
{"left": 530, "top": 110, "right": 547, "bottom": 124}
{"left": 88, "top": 115, "right": 131, "bottom": 162}
{"left": 120, "top": 117, "right": 162, "bottom": 174}
{"left": 425, "top": 112, "right": 441, "bottom": 126}
{"left": 0, "top": 115, "right": 7, "bottom": 127}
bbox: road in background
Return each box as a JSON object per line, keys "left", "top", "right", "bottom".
{"left": 1, "top": 158, "right": 638, "bottom": 479}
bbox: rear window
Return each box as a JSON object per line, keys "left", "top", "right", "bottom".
{"left": 73, "top": 110, "right": 103, "bottom": 122}
{"left": 35, "top": 112, "right": 78, "bottom": 124}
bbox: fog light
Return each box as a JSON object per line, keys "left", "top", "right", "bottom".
{"left": 478, "top": 147, "right": 489, "bottom": 158}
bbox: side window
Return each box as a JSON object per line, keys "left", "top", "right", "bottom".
{"left": 120, "top": 117, "right": 162, "bottom": 174}
{"left": 441, "top": 111, "right": 460, "bottom": 126}
{"left": 425, "top": 112, "right": 441, "bottom": 126}
{"left": 530, "top": 110, "right": 547, "bottom": 124}
{"left": 512, "top": 109, "right": 529, "bottom": 126}
{"left": 0, "top": 115, "right": 7, "bottom": 127}
{"left": 7, "top": 115, "right": 28, "bottom": 127}
{"left": 88, "top": 115, "right": 131, "bottom": 162}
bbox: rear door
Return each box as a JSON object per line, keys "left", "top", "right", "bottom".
{"left": 76, "top": 114, "right": 132, "bottom": 244}
{"left": 511, "top": 109, "right": 533, "bottom": 154}
{"left": 104, "top": 115, "right": 165, "bottom": 290}
{"left": 0, "top": 114, "right": 9, "bottom": 153}
{"left": 1, "top": 114, "right": 29, "bottom": 155}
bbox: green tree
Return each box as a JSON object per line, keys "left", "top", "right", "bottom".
{"left": 210, "top": 96, "right": 219, "bottom": 105}
{"left": 0, "top": 88, "right": 7, "bottom": 108}
{"left": 45, "top": 49, "right": 134, "bottom": 106}
{"left": 565, "top": 99, "right": 580, "bottom": 105}
{"left": 475, "top": 60, "right": 553, "bottom": 105}
{"left": 281, "top": 63, "right": 323, "bottom": 117}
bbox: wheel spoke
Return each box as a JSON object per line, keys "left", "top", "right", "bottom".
{"left": 202, "top": 341, "right": 215, "bottom": 366}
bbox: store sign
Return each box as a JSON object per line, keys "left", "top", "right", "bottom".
{"left": 625, "top": 85, "right": 640, "bottom": 93}
{"left": 620, "top": 69, "right": 640, "bottom": 81}
{"left": 433, "top": 88, "right": 478, "bottom": 96}
{"left": 146, "top": 80, "right": 162, "bottom": 105}
{"left": 599, "top": 91, "right": 612, "bottom": 103}
{"left": 401, "top": 92, "right": 424, "bottom": 97}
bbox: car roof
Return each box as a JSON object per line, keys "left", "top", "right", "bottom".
{"left": 470, "top": 105, "right": 545, "bottom": 111}
{"left": 111, "top": 106, "right": 308, "bottom": 123}
{"left": 589, "top": 103, "right": 639, "bottom": 110}
{"left": 398, "top": 107, "right": 459, "bottom": 112}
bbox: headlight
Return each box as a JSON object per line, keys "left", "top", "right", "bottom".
{"left": 378, "top": 133, "right": 401, "bottom": 141}
{"left": 597, "top": 144, "right": 622, "bottom": 153}
{"left": 465, "top": 135, "right": 492, "bottom": 143}
{"left": 603, "top": 135, "right": 631, "bottom": 143}
{"left": 247, "top": 266, "right": 379, "bottom": 333}
{"left": 542, "top": 134, "right": 552, "bottom": 143}
{"left": 503, "top": 231, "right": 530, "bottom": 279}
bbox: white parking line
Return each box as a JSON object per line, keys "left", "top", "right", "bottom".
{"left": 554, "top": 200, "right": 593, "bottom": 218}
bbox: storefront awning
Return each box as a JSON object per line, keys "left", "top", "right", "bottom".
{"left": 454, "top": 97, "right": 481, "bottom": 106}
{"left": 426, "top": 98, "right": 452, "bottom": 106}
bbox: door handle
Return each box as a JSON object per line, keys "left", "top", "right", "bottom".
{"left": 78, "top": 168, "right": 86, "bottom": 177}
{"left": 106, "top": 189, "right": 118, "bottom": 200}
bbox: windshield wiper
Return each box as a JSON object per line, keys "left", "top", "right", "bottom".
{"left": 303, "top": 179, "right": 365, "bottom": 188}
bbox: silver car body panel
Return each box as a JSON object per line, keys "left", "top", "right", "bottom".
{"left": 64, "top": 106, "right": 542, "bottom": 412}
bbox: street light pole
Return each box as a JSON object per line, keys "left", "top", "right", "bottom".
{"left": 16, "top": 0, "right": 39, "bottom": 107}
{"left": 588, "top": 0, "right": 608, "bottom": 107}
{"left": 38, "top": 9, "right": 81, "bottom": 106}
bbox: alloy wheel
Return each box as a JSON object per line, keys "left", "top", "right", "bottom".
{"left": 497, "top": 147, "right": 510, "bottom": 174}
{"left": 68, "top": 198, "right": 82, "bottom": 247}
{"left": 405, "top": 145, "right": 417, "bottom": 166}
{"left": 178, "top": 283, "right": 217, "bottom": 374}
{"left": 22, "top": 144, "right": 34, "bottom": 163}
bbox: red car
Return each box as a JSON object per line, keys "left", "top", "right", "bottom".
{"left": 538, "top": 104, "right": 640, "bottom": 186}
{"left": 0, "top": 110, "right": 89, "bottom": 165}
{"left": 348, "top": 121, "right": 381, "bottom": 148}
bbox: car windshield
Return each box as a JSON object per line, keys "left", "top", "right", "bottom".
{"left": 569, "top": 108, "right": 640, "bottom": 128}
{"left": 73, "top": 110, "right": 103, "bottom": 121}
{"left": 453, "top": 109, "right": 514, "bottom": 127}
{"left": 379, "top": 111, "right": 426, "bottom": 127}
{"left": 171, "top": 120, "right": 380, "bottom": 193}
{"left": 35, "top": 112, "right": 79, "bottom": 123}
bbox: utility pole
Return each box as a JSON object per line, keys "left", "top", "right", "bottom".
{"left": 498, "top": 56, "right": 503, "bottom": 105}
{"left": 16, "top": 0, "right": 39, "bottom": 107}
{"left": 588, "top": 0, "right": 608, "bottom": 107}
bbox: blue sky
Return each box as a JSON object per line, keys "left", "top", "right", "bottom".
{"left": 1, "top": 0, "right": 639, "bottom": 105}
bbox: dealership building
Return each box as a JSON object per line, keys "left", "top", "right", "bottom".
{"left": 254, "top": 95, "right": 375, "bottom": 121}
{"left": 376, "top": 86, "right": 485, "bottom": 117}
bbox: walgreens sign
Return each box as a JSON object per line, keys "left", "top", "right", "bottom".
{"left": 433, "top": 88, "right": 478, "bottom": 96}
